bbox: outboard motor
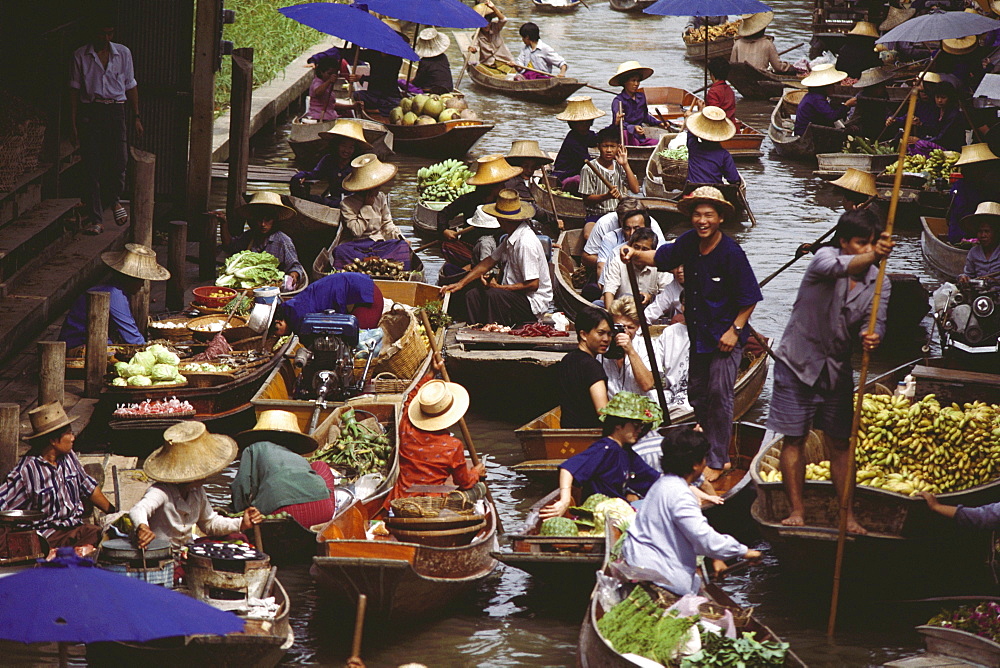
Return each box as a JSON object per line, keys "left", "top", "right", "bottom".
{"left": 936, "top": 280, "right": 1000, "bottom": 359}
{"left": 293, "top": 311, "right": 363, "bottom": 404}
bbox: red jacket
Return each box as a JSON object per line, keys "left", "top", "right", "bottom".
{"left": 706, "top": 80, "right": 736, "bottom": 120}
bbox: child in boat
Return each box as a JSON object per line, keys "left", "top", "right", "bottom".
{"left": 304, "top": 55, "right": 349, "bottom": 122}
{"left": 578, "top": 126, "right": 640, "bottom": 223}
{"left": 551, "top": 96, "right": 604, "bottom": 194}
{"left": 514, "top": 22, "right": 567, "bottom": 80}
{"left": 290, "top": 119, "right": 372, "bottom": 207}
{"left": 705, "top": 58, "right": 736, "bottom": 120}
{"left": 609, "top": 61, "right": 663, "bottom": 147}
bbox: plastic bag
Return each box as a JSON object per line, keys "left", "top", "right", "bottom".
{"left": 808, "top": 51, "right": 836, "bottom": 70}
{"left": 668, "top": 131, "right": 688, "bottom": 150}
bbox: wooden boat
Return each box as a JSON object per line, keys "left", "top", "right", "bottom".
{"left": 532, "top": 0, "right": 583, "bottom": 13}
{"left": 255, "top": 487, "right": 358, "bottom": 565}
{"left": 684, "top": 35, "right": 735, "bottom": 62}
{"left": 903, "top": 622, "right": 1000, "bottom": 668}
{"left": 769, "top": 88, "right": 846, "bottom": 160}
{"left": 466, "top": 63, "right": 585, "bottom": 105}
{"left": 643, "top": 143, "right": 748, "bottom": 221}
{"left": 608, "top": 0, "right": 657, "bottom": 12}
{"left": 362, "top": 110, "right": 493, "bottom": 159}
{"left": 529, "top": 178, "right": 685, "bottom": 231}
{"left": 644, "top": 86, "right": 765, "bottom": 160}
{"left": 727, "top": 62, "right": 802, "bottom": 101}
{"left": 308, "top": 223, "right": 425, "bottom": 282}
{"left": 921, "top": 216, "right": 968, "bottom": 281}
{"left": 288, "top": 115, "right": 394, "bottom": 164}
{"left": 411, "top": 198, "right": 446, "bottom": 236}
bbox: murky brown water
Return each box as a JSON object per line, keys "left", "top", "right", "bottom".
{"left": 210, "top": 1, "right": 955, "bottom": 664}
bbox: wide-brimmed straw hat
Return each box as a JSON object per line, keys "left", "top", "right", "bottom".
{"left": 737, "top": 11, "right": 774, "bottom": 37}
{"left": 408, "top": 379, "right": 470, "bottom": 431}
{"left": 942, "top": 35, "right": 977, "bottom": 55}
{"left": 555, "top": 96, "right": 606, "bottom": 122}
{"left": 381, "top": 17, "right": 403, "bottom": 34}
{"left": 853, "top": 66, "right": 896, "bottom": 88}
{"left": 830, "top": 168, "right": 877, "bottom": 198}
{"left": 23, "top": 402, "right": 78, "bottom": 441}
{"left": 319, "top": 119, "right": 372, "bottom": 149}
{"left": 848, "top": 21, "right": 879, "bottom": 37}
{"left": 960, "top": 201, "right": 1000, "bottom": 235}
{"left": 686, "top": 106, "right": 736, "bottom": 142}
{"left": 955, "top": 142, "right": 1000, "bottom": 167}
{"left": 342, "top": 153, "right": 397, "bottom": 192}
{"left": 481, "top": 189, "right": 535, "bottom": 221}
{"left": 676, "top": 185, "right": 735, "bottom": 219}
{"left": 414, "top": 28, "right": 450, "bottom": 58}
{"left": 917, "top": 71, "right": 942, "bottom": 85}
{"left": 235, "top": 409, "right": 319, "bottom": 454}
{"left": 236, "top": 191, "right": 295, "bottom": 222}
{"left": 469, "top": 205, "right": 500, "bottom": 229}
{"left": 609, "top": 61, "right": 654, "bottom": 88}
{"left": 473, "top": 3, "right": 495, "bottom": 18}
{"left": 506, "top": 139, "right": 552, "bottom": 165}
{"left": 102, "top": 243, "right": 171, "bottom": 281}
{"left": 801, "top": 63, "right": 848, "bottom": 88}
{"left": 144, "top": 421, "right": 238, "bottom": 483}
{"left": 466, "top": 154, "right": 521, "bottom": 186}
{"left": 880, "top": 6, "right": 916, "bottom": 32}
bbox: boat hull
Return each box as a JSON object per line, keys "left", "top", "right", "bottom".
{"left": 728, "top": 62, "right": 801, "bottom": 100}
{"left": 769, "top": 89, "right": 845, "bottom": 160}
{"left": 684, "top": 36, "right": 735, "bottom": 61}
{"left": 411, "top": 198, "right": 445, "bottom": 236}
{"left": 532, "top": 0, "right": 583, "bottom": 11}
{"left": 920, "top": 216, "right": 967, "bottom": 281}
{"left": 467, "top": 64, "right": 585, "bottom": 104}
{"left": 608, "top": 0, "right": 657, "bottom": 12}
{"left": 288, "top": 117, "right": 393, "bottom": 164}
{"left": 367, "top": 112, "right": 493, "bottom": 159}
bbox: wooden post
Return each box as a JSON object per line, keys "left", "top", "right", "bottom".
{"left": 190, "top": 0, "right": 221, "bottom": 279}
{"left": 227, "top": 48, "right": 254, "bottom": 238}
{"left": 85, "top": 290, "right": 111, "bottom": 399}
{"left": 129, "top": 147, "right": 155, "bottom": 330}
{"left": 167, "top": 220, "right": 188, "bottom": 312}
{"left": 38, "top": 341, "right": 66, "bottom": 406}
{"left": 0, "top": 404, "right": 19, "bottom": 480}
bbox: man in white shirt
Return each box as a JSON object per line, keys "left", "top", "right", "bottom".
{"left": 515, "top": 22, "right": 567, "bottom": 77}
{"left": 594, "top": 209, "right": 666, "bottom": 285}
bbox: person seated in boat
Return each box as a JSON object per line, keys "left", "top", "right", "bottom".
{"left": 440, "top": 190, "right": 553, "bottom": 326}
{"left": 835, "top": 22, "right": 880, "bottom": 81}
{"left": 0, "top": 402, "right": 114, "bottom": 548}
{"left": 609, "top": 61, "right": 663, "bottom": 147}
{"left": 602, "top": 229, "right": 670, "bottom": 309}
{"left": 957, "top": 202, "right": 1000, "bottom": 284}
{"left": 592, "top": 208, "right": 668, "bottom": 298}
{"left": 59, "top": 243, "right": 169, "bottom": 353}
{"left": 411, "top": 28, "right": 454, "bottom": 95}
{"left": 385, "top": 354, "right": 486, "bottom": 509}
{"left": 946, "top": 143, "right": 1000, "bottom": 242}
{"left": 645, "top": 265, "right": 685, "bottom": 325}
{"left": 551, "top": 96, "right": 604, "bottom": 194}
{"left": 131, "top": 421, "right": 263, "bottom": 550}
{"left": 290, "top": 119, "right": 372, "bottom": 207}
{"left": 844, "top": 66, "right": 893, "bottom": 141}
{"left": 829, "top": 168, "right": 879, "bottom": 219}
{"left": 304, "top": 55, "right": 350, "bottom": 122}
{"left": 685, "top": 15, "right": 727, "bottom": 35}
{"left": 920, "top": 491, "right": 1000, "bottom": 529}
{"left": 729, "top": 11, "right": 794, "bottom": 74}
{"left": 514, "top": 22, "right": 567, "bottom": 80}
{"left": 273, "top": 272, "right": 385, "bottom": 334}
{"left": 684, "top": 105, "right": 741, "bottom": 188}
{"left": 555, "top": 305, "right": 612, "bottom": 428}
{"left": 705, "top": 58, "right": 737, "bottom": 120}
{"left": 601, "top": 296, "right": 657, "bottom": 403}
{"left": 935, "top": 35, "right": 985, "bottom": 95}
{"left": 503, "top": 139, "right": 552, "bottom": 202}
{"left": 793, "top": 64, "right": 856, "bottom": 137}
{"left": 767, "top": 208, "right": 892, "bottom": 535}
{"left": 539, "top": 392, "right": 662, "bottom": 519}
{"left": 347, "top": 19, "right": 405, "bottom": 115}
{"left": 232, "top": 411, "right": 338, "bottom": 530}
{"left": 469, "top": 1, "right": 516, "bottom": 75}
{"left": 885, "top": 71, "right": 940, "bottom": 136}
{"left": 915, "top": 80, "right": 967, "bottom": 152}
{"left": 621, "top": 426, "right": 760, "bottom": 595}
{"left": 582, "top": 199, "right": 666, "bottom": 274}
{"left": 579, "top": 126, "right": 641, "bottom": 223}
{"left": 221, "top": 192, "right": 305, "bottom": 292}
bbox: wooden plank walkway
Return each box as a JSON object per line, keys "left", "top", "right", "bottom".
{"left": 211, "top": 163, "right": 298, "bottom": 183}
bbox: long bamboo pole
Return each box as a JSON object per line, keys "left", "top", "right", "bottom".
{"left": 540, "top": 165, "right": 565, "bottom": 231}
{"left": 624, "top": 262, "right": 670, "bottom": 424}
{"left": 496, "top": 58, "right": 617, "bottom": 95}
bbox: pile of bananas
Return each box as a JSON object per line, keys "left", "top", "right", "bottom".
{"left": 883, "top": 149, "right": 960, "bottom": 179}
{"left": 683, "top": 19, "right": 741, "bottom": 43}
{"left": 418, "top": 159, "right": 475, "bottom": 203}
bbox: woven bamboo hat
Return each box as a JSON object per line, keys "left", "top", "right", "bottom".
{"left": 236, "top": 409, "right": 319, "bottom": 454}
{"left": 481, "top": 189, "right": 535, "bottom": 221}
{"left": 415, "top": 28, "right": 451, "bottom": 58}
{"left": 555, "top": 96, "right": 606, "bottom": 122}
{"left": 473, "top": 3, "right": 495, "bottom": 18}
{"left": 102, "top": 243, "right": 170, "bottom": 281}
{"left": 942, "top": 35, "right": 977, "bottom": 55}
{"left": 342, "top": 153, "right": 397, "bottom": 192}
{"left": 686, "top": 106, "right": 736, "bottom": 142}
{"left": 408, "top": 379, "right": 470, "bottom": 431}
{"left": 848, "top": 21, "right": 879, "bottom": 37}
{"left": 801, "top": 63, "right": 848, "bottom": 88}
{"left": 880, "top": 6, "right": 915, "bottom": 32}
{"left": 830, "top": 168, "right": 877, "bottom": 198}
{"left": 466, "top": 154, "right": 521, "bottom": 185}
{"left": 955, "top": 142, "right": 1000, "bottom": 167}
{"left": 236, "top": 191, "right": 295, "bottom": 222}
{"left": 506, "top": 139, "right": 552, "bottom": 165}
{"left": 609, "top": 61, "right": 654, "bottom": 88}
{"left": 960, "top": 201, "right": 1000, "bottom": 235}
{"left": 319, "top": 119, "right": 372, "bottom": 149}
{"left": 853, "top": 66, "right": 896, "bottom": 88}
{"left": 144, "top": 421, "right": 238, "bottom": 483}
{"left": 677, "top": 185, "right": 735, "bottom": 219}
{"left": 737, "top": 11, "right": 774, "bottom": 37}
{"left": 23, "top": 402, "right": 78, "bottom": 441}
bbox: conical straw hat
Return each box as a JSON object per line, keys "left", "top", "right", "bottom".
{"left": 738, "top": 11, "right": 774, "bottom": 37}
{"left": 23, "top": 402, "right": 78, "bottom": 441}
{"left": 960, "top": 201, "right": 1000, "bottom": 235}
{"left": 608, "top": 61, "right": 654, "bottom": 88}
{"left": 481, "top": 189, "right": 535, "bottom": 221}
{"left": 143, "top": 421, "right": 238, "bottom": 483}
{"left": 801, "top": 63, "right": 848, "bottom": 88}
{"left": 830, "top": 168, "right": 877, "bottom": 198}
{"left": 319, "top": 119, "right": 373, "bottom": 149}
{"left": 880, "top": 6, "right": 915, "bottom": 32}
{"left": 236, "top": 409, "right": 319, "bottom": 454}
{"left": 942, "top": 35, "right": 977, "bottom": 55}
{"left": 102, "top": 243, "right": 170, "bottom": 281}
{"left": 408, "top": 379, "right": 470, "bottom": 431}
{"left": 853, "top": 66, "right": 896, "bottom": 88}
{"left": 555, "top": 96, "right": 606, "bottom": 122}
{"left": 414, "top": 28, "right": 451, "bottom": 58}
{"left": 236, "top": 191, "right": 295, "bottom": 221}
{"left": 955, "top": 142, "right": 1000, "bottom": 167}
{"left": 917, "top": 71, "right": 942, "bottom": 84}
{"left": 848, "top": 21, "right": 878, "bottom": 37}
{"left": 381, "top": 17, "right": 403, "bottom": 34}
{"left": 676, "top": 185, "right": 735, "bottom": 219}
{"left": 465, "top": 154, "right": 521, "bottom": 186}
{"left": 342, "top": 153, "right": 398, "bottom": 192}
{"left": 506, "top": 139, "right": 553, "bottom": 165}
{"left": 686, "top": 106, "right": 736, "bottom": 142}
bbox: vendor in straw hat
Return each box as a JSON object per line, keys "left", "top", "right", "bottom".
{"left": 609, "top": 61, "right": 664, "bottom": 147}
{"left": 222, "top": 192, "right": 306, "bottom": 292}
{"left": 131, "top": 421, "right": 263, "bottom": 550}
{"left": 441, "top": 189, "right": 553, "bottom": 326}
{"left": 504, "top": 139, "right": 553, "bottom": 202}
{"left": 339, "top": 154, "right": 401, "bottom": 242}
{"left": 958, "top": 202, "right": 1000, "bottom": 283}
{"left": 947, "top": 143, "right": 1000, "bottom": 242}
{"left": 468, "top": 1, "right": 515, "bottom": 75}
{"left": 729, "top": 11, "right": 795, "bottom": 73}
{"left": 0, "top": 402, "right": 114, "bottom": 548}
{"left": 622, "top": 186, "right": 762, "bottom": 480}
{"left": 411, "top": 28, "right": 454, "bottom": 95}
{"left": 830, "top": 167, "right": 879, "bottom": 213}
{"left": 836, "top": 22, "right": 880, "bottom": 80}
{"left": 794, "top": 64, "right": 856, "bottom": 137}
{"left": 551, "top": 96, "right": 605, "bottom": 193}
{"left": 684, "top": 105, "right": 741, "bottom": 188}
{"left": 59, "top": 243, "right": 170, "bottom": 352}
{"left": 938, "top": 33, "right": 984, "bottom": 93}
{"left": 886, "top": 71, "right": 940, "bottom": 135}
{"left": 232, "top": 411, "right": 338, "bottom": 530}
{"left": 291, "top": 118, "right": 372, "bottom": 207}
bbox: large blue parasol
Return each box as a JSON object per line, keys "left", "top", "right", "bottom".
{"left": 279, "top": 3, "right": 420, "bottom": 60}
{"left": 643, "top": 0, "right": 772, "bottom": 16}
{"left": 877, "top": 9, "right": 1000, "bottom": 44}
{"left": 362, "top": 0, "right": 487, "bottom": 29}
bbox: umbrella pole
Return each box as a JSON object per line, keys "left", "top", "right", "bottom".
{"left": 406, "top": 25, "right": 420, "bottom": 85}
{"left": 826, "top": 90, "right": 917, "bottom": 640}
{"left": 350, "top": 46, "right": 361, "bottom": 109}
{"left": 704, "top": 22, "right": 709, "bottom": 94}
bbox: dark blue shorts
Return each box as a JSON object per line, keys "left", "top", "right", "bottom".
{"left": 766, "top": 358, "right": 853, "bottom": 441}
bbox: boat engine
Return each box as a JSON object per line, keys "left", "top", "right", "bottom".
{"left": 935, "top": 280, "right": 1000, "bottom": 357}
{"left": 293, "top": 312, "right": 364, "bottom": 403}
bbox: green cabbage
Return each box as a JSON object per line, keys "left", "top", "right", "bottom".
{"left": 158, "top": 351, "right": 180, "bottom": 366}
{"left": 131, "top": 350, "right": 157, "bottom": 373}
{"left": 127, "top": 375, "right": 152, "bottom": 387}
{"left": 217, "top": 251, "right": 284, "bottom": 289}
{"left": 114, "top": 362, "right": 129, "bottom": 377}
{"left": 124, "top": 363, "right": 146, "bottom": 378}
{"left": 146, "top": 343, "right": 169, "bottom": 359}
{"left": 150, "top": 364, "right": 178, "bottom": 382}
{"left": 111, "top": 377, "right": 128, "bottom": 387}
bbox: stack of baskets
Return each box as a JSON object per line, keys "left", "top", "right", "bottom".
{"left": 387, "top": 496, "right": 485, "bottom": 547}
{"left": 370, "top": 306, "right": 428, "bottom": 382}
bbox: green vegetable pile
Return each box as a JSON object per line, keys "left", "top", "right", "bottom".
{"left": 417, "top": 300, "right": 453, "bottom": 331}
{"left": 335, "top": 256, "right": 410, "bottom": 280}
{"left": 569, "top": 495, "right": 635, "bottom": 536}
{"left": 111, "top": 344, "right": 184, "bottom": 387}
{"left": 217, "top": 251, "right": 285, "bottom": 289}
{"left": 659, "top": 146, "right": 689, "bottom": 161}
{"left": 843, "top": 136, "right": 896, "bottom": 155}
{"left": 597, "top": 586, "right": 700, "bottom": 663}
{"left": 224, "top": 292, "right": 254, "bottom": 318}
{"left": 540, "top": 516, "right": 579, "bottom": 537}
{"left": 180, "top": 362, "right": 234, "bottom": 373}
{"left": 883, "top": 149, "right": 960, "bottom": 179}
{"left": 418, "top": 159, "right": 475, "bottom": 203}
{"left": 680, "top": 630, "right": 789, "bottom": 667}
{"left": 310, "top": 408, "right": 392, "bottom": 480}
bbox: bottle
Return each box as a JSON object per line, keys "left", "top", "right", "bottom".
{"left": 902, "top": 374, "right": 916, "bottom": 400}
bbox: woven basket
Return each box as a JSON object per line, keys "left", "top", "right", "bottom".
{"left": 0, "top": 133, "right": 25, "bottom": 193}
{"left": 657, "top": 156, "right": 688, "bottom": 191}
{"left": 390, "top": 495, "right": 476, "bottom": 518}
{"left": 20, "top": 122, "right": 46, "bottom": 173}
{"left": 371, "top": 307, "right": 427, "bottom": 381}
{"left": 372, "top": 371, "right": 409, "bottom": 394}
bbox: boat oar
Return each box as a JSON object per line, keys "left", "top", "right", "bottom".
{"left": 348, "top": 593, "right": 367, "bottom": 666}
{"left": 625, "top": 261, "right": 670, "bottom": 425}
{"left": 413, "top": 238, "right": 442, "bottom": 254}
{"left": 455, "top": 27, "right": 481, "bottom": 89}
{"left": 691, "top": 42, "right": 804, "bottom": 95}
{"left": 757, "top": 225, "right": 837, "bottom": 288}
{"left": 735, "top": 181, "right": 757, "bottom": 226}
{"left": 828, "top": 90, "right": 916, "bottom": 640}
{"left": 541, "top": 165, "right": 565, "bottom": 231}
{"left": 253, "top": 523, "right": 265, "bottom": 553}
{"left": 418, "top": 310, "right": 505, "bottom": 534}
{"left": 496, "top": 58, "right": 618, "bottom": 95}
{"left": 583, "top": 159, "right": 619, "bottom": 194}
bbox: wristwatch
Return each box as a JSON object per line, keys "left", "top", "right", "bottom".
{"left": 731, "top": 324, "right": 743, "bottom": 335}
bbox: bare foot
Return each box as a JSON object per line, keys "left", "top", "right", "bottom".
{"left": 846, "top": 518, "right": 868, "bottom": 535}
{"left": 703, "top": 467, "right": 724, "bottom": 482}
{"left": 781, "top": 512, "right": 805, "bottom": 527}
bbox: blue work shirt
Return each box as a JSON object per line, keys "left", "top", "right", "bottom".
{"left": 653, "top": 231, "right": 762, "bottom": 353}
{"left": 559, "top": 436, "right": 660, "bottom": 501}
{"left": 553, "top": 129, "right": 598, "bottom": 181}
{"left": 955, "top": 501, "right": 1000, "bottom": 530}
{"left": 686, "top": 133, "right": 740, "bottom": 185}
{"left": 794, "top": 91, "right": 850, "bottom": 137}
{"left": 282, "top": 272, "right": 375, "bottom": 333}
{"left": 948, "top": 178, "right": 988, "bottom": 243}
{"left": 59, "top": 283, "right": 145, "bottom": 350}
{"left": 292, "top": 154, "right": 353, "bottom": 207}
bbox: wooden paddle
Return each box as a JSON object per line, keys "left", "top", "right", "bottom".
{"left": 624, "top": 261, "right": 670, "bottom": 424}
{"left": 456, "top": 27, "right": 481, "bottom": 89}
{"left": 496, "top": 58, "right": 618, "bottom": 95}
{"left": 690, "top": 42, "right": 804, "bottom": 95}
{"left": 413, "top": 238, "right": 442, "bottom": 254}
{"left": 418, "top": 309, "right": 505, "bottom": 534}
{"left": 540, "top": 165, "right": 565, "bottom": 231}
{"left": 735, "top": 180, "right": 758, "bottom": 226}
{"left": 757, "top": 225, "right": 838, "bottom": 288}
{"left": 583, "top": 158, "right": 620, "bottom": 194}
{"left": 349, "top": 594, "right": 368, "bottom": 664}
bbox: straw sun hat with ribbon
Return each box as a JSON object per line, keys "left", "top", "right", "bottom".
{"left": 482, "top": 189, "right": 535, "bottom": 221}
{"left": 608, "top": 61, "right": 654, "bottom": 88}
{"left": 677, "top": 185, "right": 735, "bottom": 219}
{"left": 960, "top": 201, "right": 1000, "bottom": 236}
{"left": 235, "top": 409, "right": 319, "bottom": 454}
{"left": 144, "top": 421, "right": 238, "bottom": 484}
{"left": 506, "top": 139, "right": 552, "bottom": 166}
{"left": 955, "top": 142, "right": 1000, "bottom": 167}
{"left": 342, "top": 153, "right": 398, "bottom": 192}
{"left": 737, "top": 11, "right": 774, "bottom": 37}
{"left": 466, "top": 154, "right": 522, "bottom": 186}
{"left": 801, "top": 63, "right": 848, "bottom": 88}
{"left": 319, "top": 118, "right": 372, "bottom": 149}
{"left": 236, "top": 191, "right": 295, "bottom": 222}
{"left": 23, "top": 402, "right": 78, "bottom": 442}
{"left": 408, "top": 379, "right": 470, "bottom": 431}
{"left": 830, "top": 168, "right": 877, "bottom": 198}
{"left": 942, "top": 35, "right": 977, "bottom": 55}
{"left": 853, "top": 66, "right": 896, "bottom": 89}
{"left": 555, "top": 96, "right": 606, "bottom": 122}
{"left": 414, "top": 28, "right": 451, "bottom": 58}
{"left": 102, "top": 243, "right": 171, "bottom": 281}
{"left": 686, "top": 106, "right": 736, "bottom": 143}
{"left": 847, "top": 21, "right": 878, "bottom": 38}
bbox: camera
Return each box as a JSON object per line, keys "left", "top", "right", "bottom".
{"left": 604, "top": 324, "right": 626, "bottom": 359}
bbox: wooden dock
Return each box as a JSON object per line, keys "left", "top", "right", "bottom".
{"left": 211, "top": 163, "right": 298, "bottom": 183}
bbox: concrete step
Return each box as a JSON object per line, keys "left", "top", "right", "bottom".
{"left": 0, "top": 198, "right": 81, "bottom": 287}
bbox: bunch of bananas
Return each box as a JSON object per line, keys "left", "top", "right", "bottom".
{"left": 417, "top": 159, "right": 475, "bottom": 203}
{"left": 883, "top": 149, "right": 960, "bottom": 179}
{"left": 683, "top": 19, "right": 741, "bottom": 43}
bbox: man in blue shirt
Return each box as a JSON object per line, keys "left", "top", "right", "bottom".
{"left": 793, "top": 65, "right": 856, "bottom": 137}
{"left": 621, "top": 187, "right": 762, "bottom": 481}
{"left": 684, "top": 106, "right": 741, "bottom": 187}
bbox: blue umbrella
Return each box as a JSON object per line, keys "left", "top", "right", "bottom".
{"left": 643, "top": 0, "right": 772, "bottom": 16}
{"left": 362, "top": 0, "right": 487, "bottom": 29}
{"left": 877, "top": 9, "right": 1000, "bottom": 44}
{"left": 279, "top": 3, "right": 420, "bottom": 60}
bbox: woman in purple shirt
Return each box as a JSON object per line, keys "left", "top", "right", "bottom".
{"left": 609, "top": 61, "right": 663, "bottom": 147}
{"left": 793, "top": 65, "right": 856, "bottom": 137}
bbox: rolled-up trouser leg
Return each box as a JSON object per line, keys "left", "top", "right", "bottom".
{"left": 688, "top": 345, "right": 741, "bottom": 469}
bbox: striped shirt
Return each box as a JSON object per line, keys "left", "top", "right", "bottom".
{"left": 579, "top": 161, "right": 628, "bottom": 217}
{"left": 0, "top": 452, "right": 97, "bottom": 537}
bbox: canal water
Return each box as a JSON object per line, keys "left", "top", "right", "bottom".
{"left": 210, "top": 1, "right": 954, "bottom": 665}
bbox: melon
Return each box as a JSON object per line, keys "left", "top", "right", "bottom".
{"left": 411, "top": 94, "right": 429, "bottom": 115}
{"left": 416, "top": 115, "right": 437, "bottom": 125}
{"left": 389, "top": 107, "right": 404, "bottom": 124}
{"left": 459, "top": 109, "right": 479, "bottom": 121}
{"left": 402, "top": 112, "right": 418, "bottom": 126}
{"left": 400, "top": 97, "right": 413, "bottom": 114}
{"left": 445, "top": 97, "right": 468, "bottom": 112}
{"left": 440, "top": 93, "right": 454, "bottom": 100}
{"left": 438, "top": 108, "right": 459, "bottom": 122}
{"left": 540, "top": 517, "right": 578, "bottom": 537}
{"left": 423, "top": 98, "right": 445, "bottom": 118}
